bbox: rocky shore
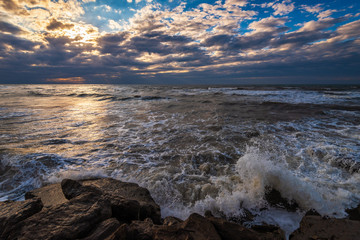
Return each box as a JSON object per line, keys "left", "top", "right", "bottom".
{"left": 0, "top": 178, "right": 359, "bottom": 240}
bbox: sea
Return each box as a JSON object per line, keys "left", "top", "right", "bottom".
{"left": 0, "top": 84, "right": 359, "bottom": 236}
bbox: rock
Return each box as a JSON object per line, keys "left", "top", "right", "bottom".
{"left": 0, "top": 198, "right": 43, "bottom": 238}
{"left": 346, "top": 204, "right": 360, "bottom": 221}
{"left": 110, "top": 196, "right": 141, "bottom": 223}
{"left": 27, "top": 178, "right": 158, "bottom": 224}
{"left": 251, "top": 224, "right": 285, "bottom": 238}
{"left": 81, "top": 178, "right": 161, "bottom": 224}
{"left": 208, "top": 216, "right": 284, "bottom": 240}
{"left": 204, "top": 210, "right": 214, "bottom": 217}
{"left": 7, "top": 192, "right": 112, "bottom": 240}
{"left": 289, "top": 215, "right": 360, "bottom": 240}
{"left": 228, "top": 208, "right": 255, "bottom": 224}
{"left": 105, "top": 224, "right": 128, "bottom": 240}
{"left": 264, "top": 187, "right": 299, "bottom": 212}
{"left": 163, "top": 216, "right": 183, "bottom": 226}
{"left": 305, "top": 209, "right": 321, "bottom": 216}
{"left": 82, "top": 218, "right": 121, "bottom": 240}
{"left": 25, "top": 183, "right": 68, "bottom": 207}
{"left": 62, "top": 179, "right": 103, "bottom": 200}
{"left": 153, "top": 213, "right": 222, "bottom": 240}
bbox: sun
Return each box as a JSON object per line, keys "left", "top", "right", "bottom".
{"left": 61, "top": 24, "right": 99, "bottom": 44}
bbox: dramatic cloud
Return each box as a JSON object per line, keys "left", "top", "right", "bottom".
{"left": 0, "top": 0, "right": 359, "bottom": 84}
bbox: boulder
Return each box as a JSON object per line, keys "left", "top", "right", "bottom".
{"left": 346, "top": 204, "right": 360, "bottom": 221}
{"left": 289, "top": 215, "right": 360, "bottom": 240}
{"left": 62, "top": 179, "right": 103, "bottom": 200}
{"left": 264, "top": 187, "right": 299, "bottom": 212}
{"left": 304, "top": 209, "right": 321, "bottom": 216}
{"left": 153, "top": 213, "right": 222, "bottom": 240}
{"left": 81, "top": 178, "right": 161, "bottom": 224}
{"left": 0, "top": 198, "right": 43, "bottom": 238}
{"left": 25, "top": 178, "right": 159, "bottom": 224}
{"left": 207, "top": 216, "right": 284, "bottom": 240}
{"left": 7, "top": 192, "right": 112, "bottom": 240}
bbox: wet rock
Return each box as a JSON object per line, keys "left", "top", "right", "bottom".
{"left": 331, "top": 157, "right": 360, "bottom": 174}
{"left": 0, "top": 198, "right": 43, "bottom": 238}
{"left": 265, "top": 187, "right": 299, "bottom": 212}
{"left": 81, "top": 218, "right": 121, "bottom": 240}
{"left": 289, "top": 215, "right": 360, "bottom": 240}
{"left": 305, "top": 209, "right": 321, "bottom": 216}
{"left": 346, "top": 204, "right": 360, "bottom": 221}
{"left": 208, "top": 216, "right": 284, "bottom": 240}
{"left": 163, "top": 216, "right": 183, "bottom": 226}
{"left": 110, "top": 196, "right": 141, "bottom": 223}
{"left": 62, "top": 179, "right": 103, "bottom": 200}
{"left": 251, "top": 223, "right": 285, "bottom": 238}
{"left": 25, "top": 183, "right": 68, "bottom": 207}
{"left": 204, "top": 210, "right": 214, "bottom": 217}
{"left": 81, "top": 178, "right": 161, "bottom": 224}
{"left": 154, "top": 213, "right": 222, "bottom": 240}
{"left": 228, "top": 208, "right": 255, "bottom": 224}
{"left": 7, "top": 192, "right": 112, "bottom": 240}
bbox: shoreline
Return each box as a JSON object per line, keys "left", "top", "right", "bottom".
{"left": 1, "top": 177, "right": 359, "bottom": 240}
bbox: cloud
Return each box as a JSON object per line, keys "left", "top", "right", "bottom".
{"left": 0, "top": 0, "right": 359, "bottom": 84}
{"left": 0, "top": 21, "right": 24, "bottom": 34}
{"left": 46, "top": 19, "right": 74, "bottom": 31}
{"left": 272, "top": 1, "right": 295, "bottom": 16}
{"left": 108, "top": 20, "right": 122, "bottom": 30}
{"left": 301, "top": 4, "right": 323, "bottom": 14}
{"left": 317, "top": 9, "right": 337, "bottom": 19}
{"left": 248, "top": 16, "right": 288, "bottom": 33}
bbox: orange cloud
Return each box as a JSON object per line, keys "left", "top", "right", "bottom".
{"left": 46, "top": 77, "right": 85, "bottom": 83}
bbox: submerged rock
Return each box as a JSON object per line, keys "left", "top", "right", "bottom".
{"left": 264, "top": 187, "right": 299, "bottom": 212}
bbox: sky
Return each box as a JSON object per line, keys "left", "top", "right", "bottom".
{"left": 0, "top": 0, "right": 359, "bottom": 84}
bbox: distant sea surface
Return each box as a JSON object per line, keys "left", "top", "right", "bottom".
{"left": 1, "top": 84, "right": 360, "bottom": 235}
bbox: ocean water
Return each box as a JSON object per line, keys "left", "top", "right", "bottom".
{"left": 0, "top": 84, "right": 359, "bottom": 235}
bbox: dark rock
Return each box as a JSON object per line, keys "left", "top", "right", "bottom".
{"left": 110, "top": 196, "right": 141, "bottom": 223}
{"left": 104, "top": 224, "right": 128, "bottom": 240}
{"left": 163, "top": 216, "right": 183, "bottom": 226}
{"left": 265, "top": 187, "right": 299, "bottom": 212}
{"left": 251, "top": 223, "right": 284, "bottom": 237}
{"left": 7, "top": 192, "right": 112, "bottom": 240}
{"left": 62, "top": 179, "right": 103, "bottom": 200}
{"left": 331, "top": 157, "right": 360, "bottom": 174}
{"left": 154, "top": 213, "right": 222, "bottom": 240}
{"left": 81, "top": 218, "right": 121, "bottom": 240}
{"left": 289, "top": 215, "right": 360, "bottom": 240}
{"left": 208, "top": 216, "right": 284, "bottom": 240}
{"left": 305, "top": 209, "right": 321, "bottom": 216}
{"left": 204, "top": 210, "right": 214, "bottom": 217}
{"left": 25, "top": 183, "right": 68, "bottom": 207}
{"left": 228, "top": 208, "right": 255, "bottom": 224}
{"left": 82, "top": 178, "right": 161, "bottom": 224}
{"left": 180, "top": 213, "right": 221, "bottom": 240}
{"left": 0, "top": 198, "right": 43, "bottom": 238}
{"left": 346, "top": 204, "right": 360, "bottom": 221}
